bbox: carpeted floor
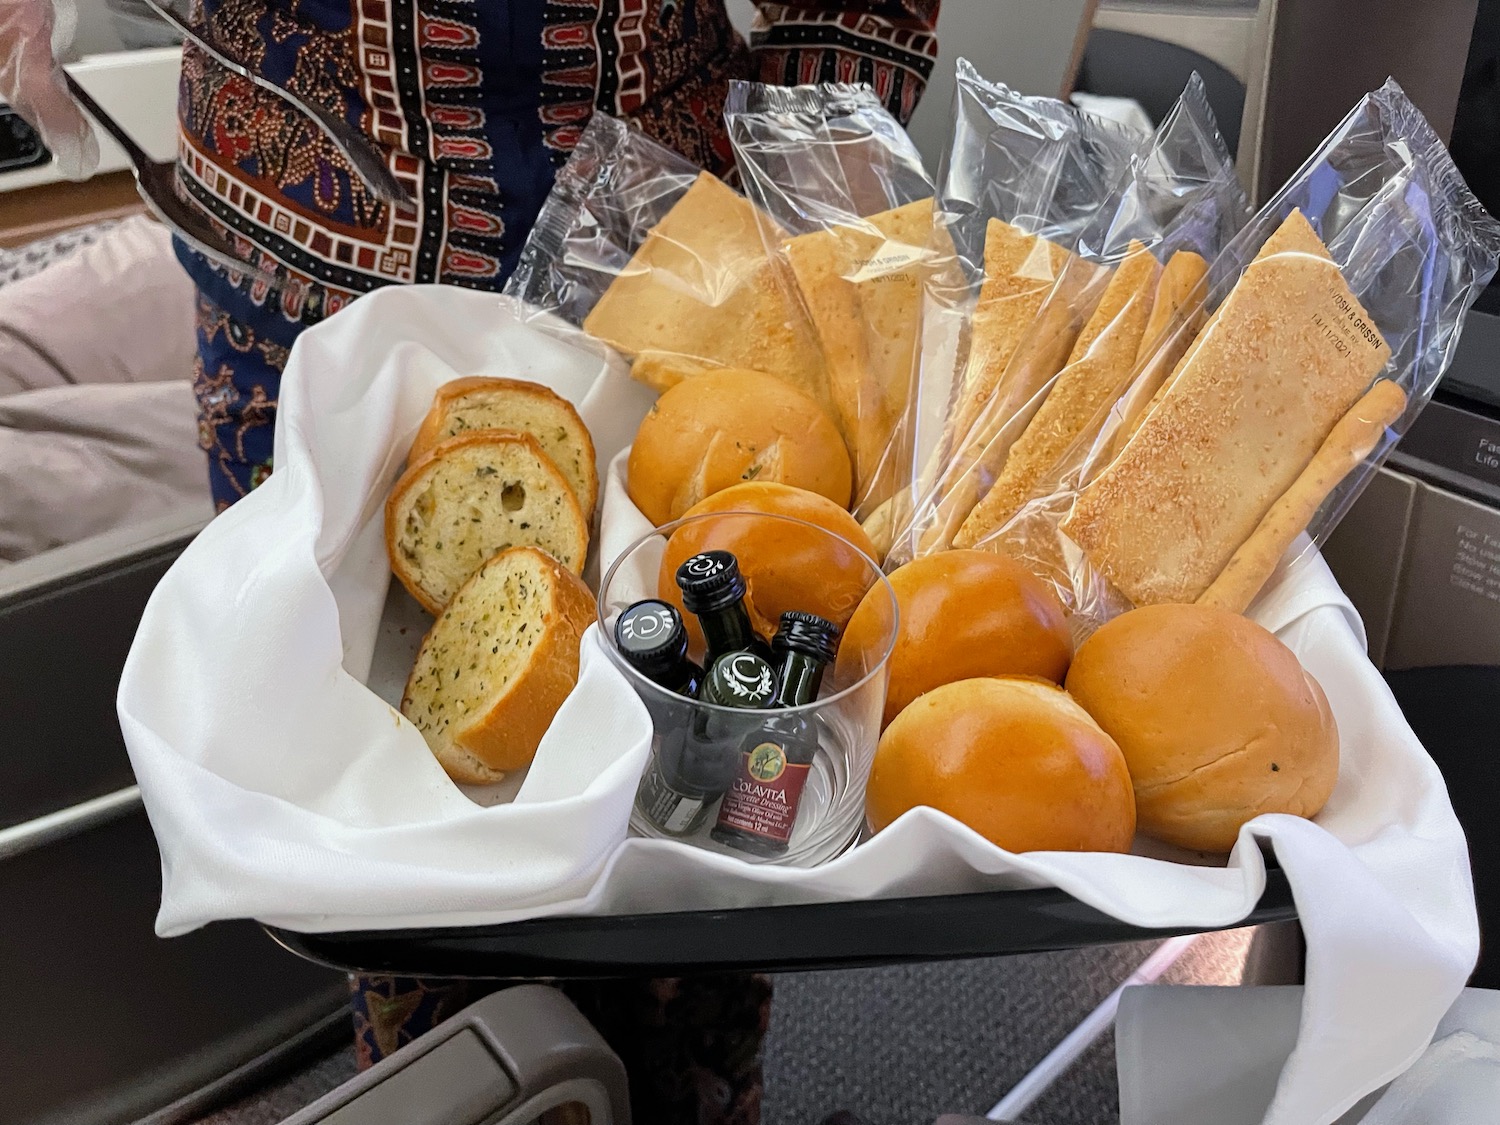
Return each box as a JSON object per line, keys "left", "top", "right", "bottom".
{"left": 192, "top": 928, "right": 1260, "bottom": 1125}
{"left": 762, "top": 929, "right": 1255, "bottom": 1125}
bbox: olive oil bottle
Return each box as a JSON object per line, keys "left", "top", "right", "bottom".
{"left": 711, "top": 612, "right": 839, "bottom": 857}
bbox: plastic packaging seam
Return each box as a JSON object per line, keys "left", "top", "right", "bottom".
{"left": 952, "top": 57, "right": 1084, "bottom": 143}
{"left": 1174, "top": 71, "right": 1241, "bottom": 195}
{"left": 724, "top": 79, "right": 884, "bottom": 118}
{"left": 1371, "top": 79, "right": 1500, "bottom": 263}
{"left": 1075, "top": 72, "right": 1245, "bottom": 265}
{"left": 505, "top": 116, "right": 633, "bottom": 304}
{"left": 507, "top": 113, "right": 698, "bottom": 306}
{"left": 952, "top": 56, "right": 1150, "bottom": 159}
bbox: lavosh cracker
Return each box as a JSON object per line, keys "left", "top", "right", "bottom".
{"left": 1062, "top": 209, "right": 1393, "bottom": 606}
{"left": 584, "top": 173, "right": 829, "bottom": 412}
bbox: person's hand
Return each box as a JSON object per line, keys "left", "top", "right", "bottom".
{"left": 0, "top": 0, "right": 99, "bottom": 179}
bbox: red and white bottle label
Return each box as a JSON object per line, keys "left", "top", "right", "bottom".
{"left": 715, "top": 742, "right": 811, "bottom": 844}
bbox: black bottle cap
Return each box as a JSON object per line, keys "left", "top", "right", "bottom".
{"left": 773, "top": 611, "right": 840, "bottom": 665}
{"left": 614, "top": 600, "right": 688, "bottom": 676}
{"left": 700, "top": 651, "right": 777, "bottom": 709}
{"left": 675, "top": 550, "right": 746, "bottom": 614}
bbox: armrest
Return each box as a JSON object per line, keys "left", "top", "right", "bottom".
{"left": 277, "top": 986, "right": 631, "bottom": 1125}
{"left": 0, "top": 507, "right": 207, "bottom": 605}
{"left": 0, "top": 509, "right": 206, "bottom": 832}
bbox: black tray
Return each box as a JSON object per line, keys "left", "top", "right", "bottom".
{"left": 266, "top": 867, "right": 1296, "bottom": 980}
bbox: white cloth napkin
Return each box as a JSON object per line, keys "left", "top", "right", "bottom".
{"left": 1117, "top": 986, "right": 1500, "bottom": 1125}
{"left": 118, "top": 286, "right": 1476, "bottom": 1125}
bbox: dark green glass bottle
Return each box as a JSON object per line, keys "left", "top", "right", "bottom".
{"left": 675, "top": 551, "right": 774, "bottom": 666}
{"left": 711, "top": 612, "right": 839, "bottom": 857}
{"left": 635, "top": 648, "right": 776, "bottom": 837}
{"left": 614, "top": 599, "right": 702, "bottom": 697}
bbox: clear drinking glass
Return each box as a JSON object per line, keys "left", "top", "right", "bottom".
{"left": 597, "top": 511, "right": 899, "bottom": 866}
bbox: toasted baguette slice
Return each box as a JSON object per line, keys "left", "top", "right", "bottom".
{"left": 386, "top": 431, "right": 588, "bottom": 615}
{"left": 402, "top": 546, "right": 596, "bottom": 783}
{"left": 409, "top": 377, "right": 599, "bottom": 518}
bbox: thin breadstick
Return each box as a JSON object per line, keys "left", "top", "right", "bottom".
{"left": 861, "top": 495, "right": 899, "bottom": 559}
{"left": 914, "top": 286, "right": 1088, "bottom": 555}
{"left": 954, "top": 243, "right": 1161, "bottom": 548}
{"left": 1197, "top": 379, "right": 1408, "bottom": 614}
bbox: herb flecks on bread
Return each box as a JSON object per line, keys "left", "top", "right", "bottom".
{"left": 409, "top": 377, "right": 599, "bottom": 518}
{"left": 386, "top": 431, "right": 588, "bottom": 615}
{"left": 402, "top": 546, "right": 595, "bottom": 784}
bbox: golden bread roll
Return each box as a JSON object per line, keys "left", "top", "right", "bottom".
{"left": 627, "top": 370, "right": 852, "bottom": 526}
{"left": 386, "top": 431, "right": 588, "bottom": 615}
{"left": 867, "top": 677, "right": 1136, "bottom": 853}
{"left": 658, "top": 482, "right": 877, "bottom": 658}
{"left": 402, "top": 546, "right": 595, "bottom": 783}
{"left": 839, "top": 549, "right": 1072, "bottom": 728}
{"left": 408, "top": 376, "right": 599, "bottom": 517}
{"left": 1065, "top": 603, "right": 1339, "bottom": 853}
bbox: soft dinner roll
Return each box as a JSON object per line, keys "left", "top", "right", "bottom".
{"left": 409, "top": 377, "right": 599, "bottom": 518}
{"left": 658, "top": 482, "right": 877, "bottom": 658}
{"left": 867, "top": 677, "right": 1136, "bottom": 854}
{"left": 839, "top": 550, "right": 1072, "bottom": 727}
{"left": 402, "top": 546, "right": 595, "bottom": 784}
{"left": 1065, "top": 603, "right": 1339, "bottom": 853}
{"left": 627, "top": 369, "right": 852, "bottom": 525}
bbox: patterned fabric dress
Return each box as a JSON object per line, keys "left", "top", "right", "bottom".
{"left": 176, "top": 0, "right": 939, "bottom": 507}
{"left": 174, "top": 3, "right": 937, "bottom": 1121}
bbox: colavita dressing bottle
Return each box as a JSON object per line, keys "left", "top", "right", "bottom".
{"left": 613, "top": 599, "right": 702, "bottom": 697}
{"left": 674, "top": 551, "right": 774, "bottom": 666}
{"left": 635, "top": 648, "right": 777, "bottom": 837}
{"left": 711, "top": 612, "right": 839, "bottom": 857}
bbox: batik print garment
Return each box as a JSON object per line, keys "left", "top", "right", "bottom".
{"left": 174, "top": 0, "right": 938, "bottom": 505}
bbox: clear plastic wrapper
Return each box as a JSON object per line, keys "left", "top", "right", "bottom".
{"left": 724, "top": 80, "right": 945, "bottom": 522}
{"left": 504, "top": 112, "right": 827, "bottom": 408}
{"left": 935, "top": 59, "right": 1144, "bottom": 276}
{"left": 889, "top": 74, "right": 1247, "bottom": 568}
{"left": 0, "top": 0, "right": 99, "bottom": 179}
{"left": 978, "top": 78, "right": 1500, "bottom": 629}
{"left": 881, "top": 60, "right": 1148, "bottom": 559}
{"left": 505, "top": 112, "right": 699, "bottom": 324}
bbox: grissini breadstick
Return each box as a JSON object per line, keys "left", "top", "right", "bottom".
{"left": 1197, "top": 379, "right": 1407, "bottom": 614}
{"left": 953, "top": 243, "right": 1161, "bottom": 548}
{"left": 884, "top": 225, "right": 1072, "bottom": 561}
{"left": 950, "top": 221, "right": 1075, "bottom": 444}
{"left": 914, "top": 265, "right": 1099, "bottom": 556}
